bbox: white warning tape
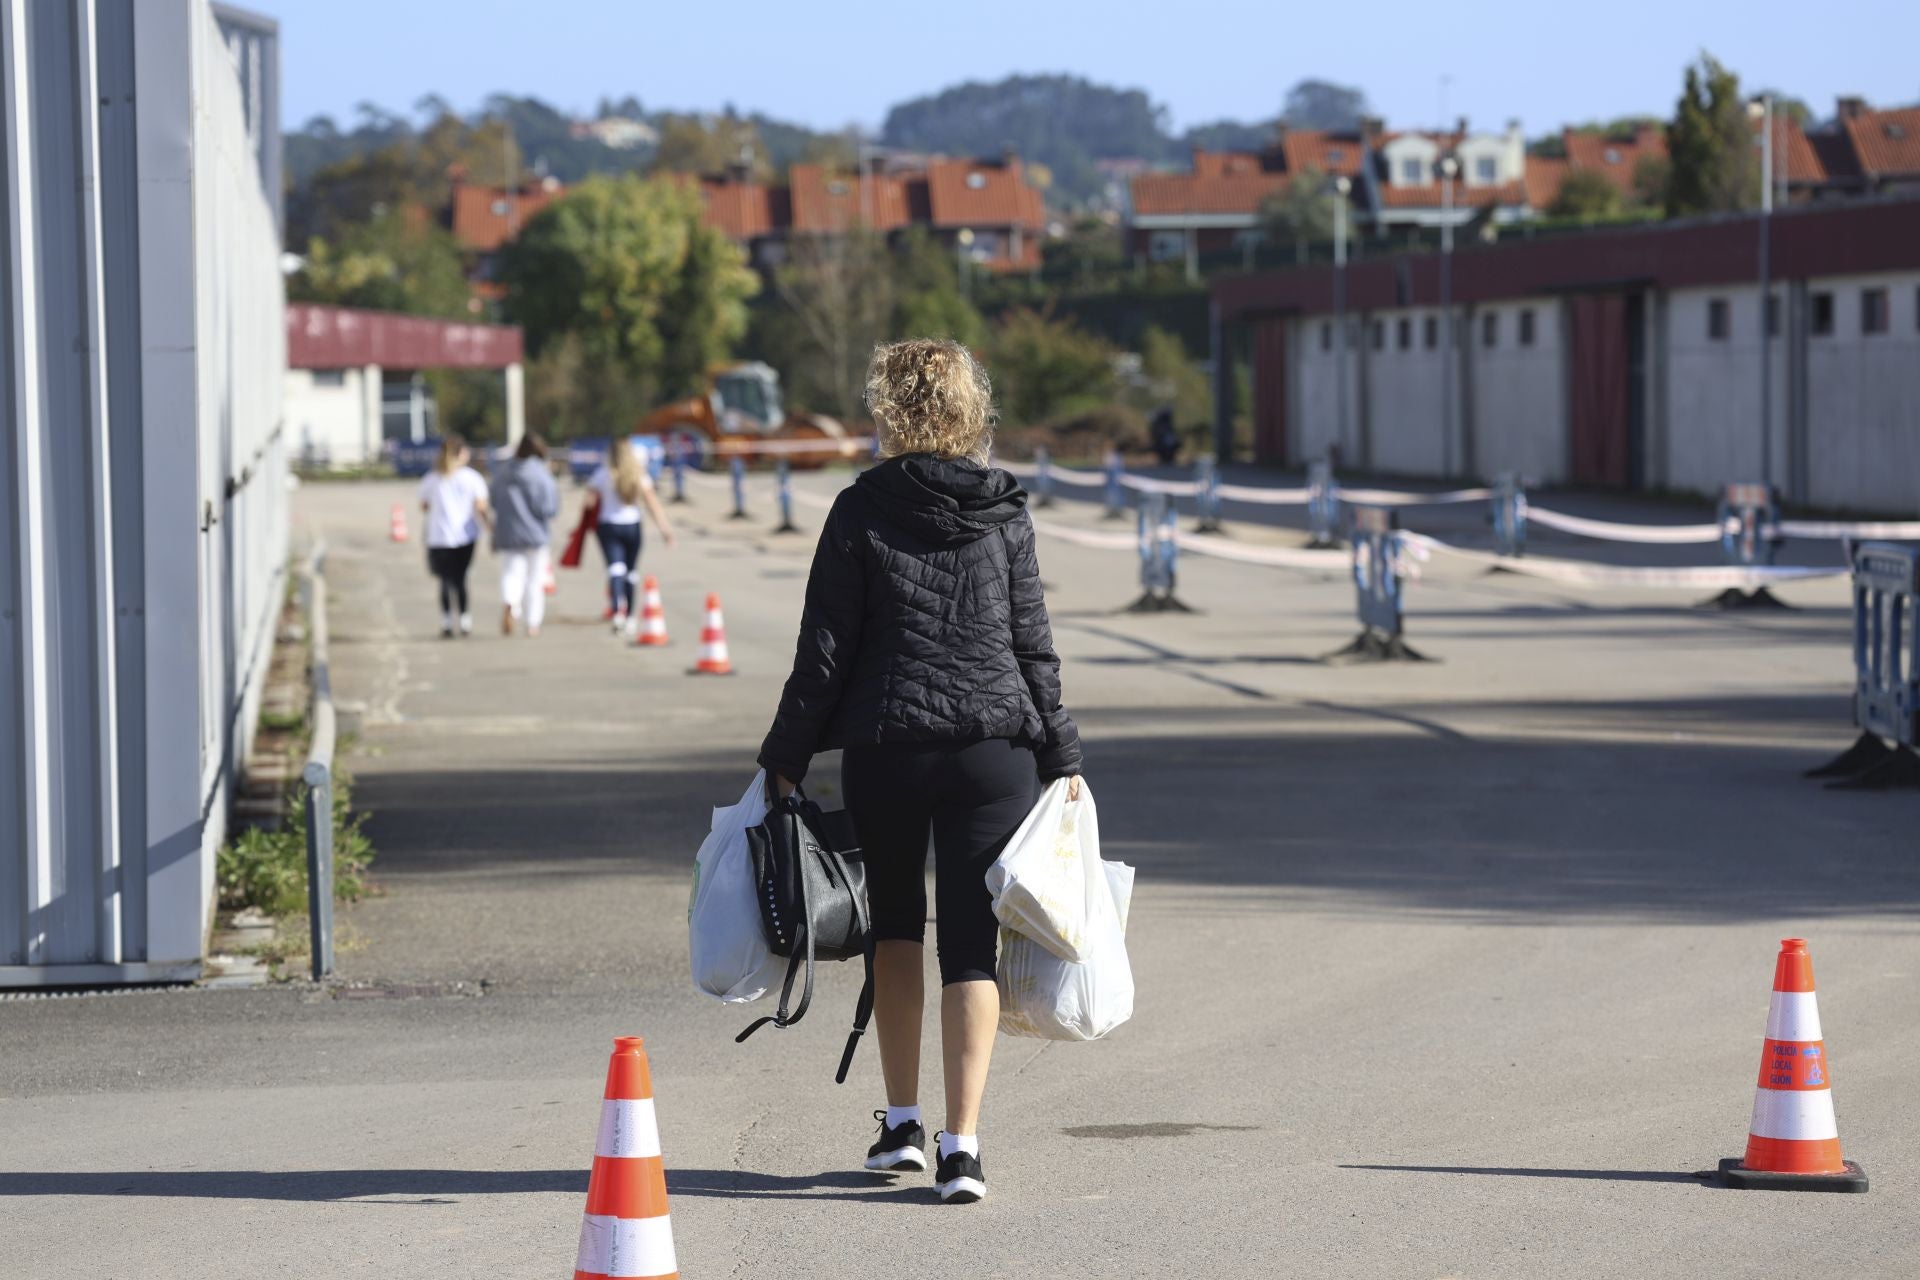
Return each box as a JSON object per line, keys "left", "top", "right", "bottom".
{"left": 1027, "top": 516, "right": 1140, "bottom": 552}
{"left": 1778, "top": 519, "right": 1920, "bottom": 541}
{"left": 708, "top": 435, "right": 875, "bottom": 457}
{"left": 1525, "top": 506, "right": 1726, "bottom": 544}
{"left": 1173, "top": 532, "right": 1347, "bottom": 570}
{"left": 1402, "top": 532, "right": 1846, "bottom": 589}
{"left": 1340, "top": 486, "right": 1493, "bottom": 506}
{"left": 1216, "top": 483, "right": 1313, "bottom": 505}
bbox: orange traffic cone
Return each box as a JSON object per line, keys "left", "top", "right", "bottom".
{"left": 691, "top": 593, "right": 732, "bottom": 675}
{"left": 1719, "top": 938, "right": 1867, "bottom": 1191}
{"left": 543, "top": 558, "right": 558, "bottom": 596}
{"left": 389, "top": 504, "right": 408, "bottom": 543}
{"left": 633, "top": 576, "right": 669, "bottom": 647}
{"left": 573, "top": 1037, "right": 679, "bottom": 1280}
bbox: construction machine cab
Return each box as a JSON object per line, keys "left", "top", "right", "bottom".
{"left": 711, "top": 363, "right": 785, "bottom": 437}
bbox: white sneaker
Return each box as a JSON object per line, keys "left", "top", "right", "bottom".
{"left": 611, "top": 611, "right": 629, "bottom": 634}
{"left": 458, "top": 612, "right": 473, "bottom": 636}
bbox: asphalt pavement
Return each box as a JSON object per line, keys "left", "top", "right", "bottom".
{"left": 2, "top": 466, "right": 1916, "bottom": 1278}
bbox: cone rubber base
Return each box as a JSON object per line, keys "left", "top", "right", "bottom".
{"left": 1323, "top": 630, "right": 1431, "bottom": 664}
{"left": 1718, "top": 1157, "right": 1867, "bottom": 1193}
{"left": 1699, "top": 586, "right": 1792, "bottom": 611}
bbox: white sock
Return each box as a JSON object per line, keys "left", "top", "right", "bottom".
{"left": 885, "top": 1105, "right": 922, "bottom": 1131}
{"left": 938, "top": 1132, "right": 979, "bottom": 1159}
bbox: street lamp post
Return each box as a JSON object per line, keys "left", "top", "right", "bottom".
{"left": 1750, "top": 95, "right": 1774, "bottom": 490}
{"left": 957, "top": 227, "right": 975, "bottom": 302}
{"left": 1333, "top": 175, "right": 1351, "bottom": 464}
{"left": 1439, "top": 156, "right": 1457, "bottom": 477}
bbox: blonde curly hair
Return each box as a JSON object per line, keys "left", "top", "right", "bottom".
{"left": 864, "top": 339, "right": 996, "bottom": 466}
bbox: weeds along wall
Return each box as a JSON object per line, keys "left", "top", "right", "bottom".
{"left": 0, "top": 0, "right": 285, "bottom": 984}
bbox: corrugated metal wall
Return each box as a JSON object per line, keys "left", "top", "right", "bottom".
{"left": 0, "top": 0, "right": 284, "bottom": 984}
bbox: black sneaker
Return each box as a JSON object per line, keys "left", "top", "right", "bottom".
{"left": 933, "top": 1139, "right": 986, "bottom": 1204}
{"left": 864, "top": 1110, "right": 927, "bottom": 1173}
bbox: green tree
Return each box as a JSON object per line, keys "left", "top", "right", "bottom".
{"left": 1666, "top": 53, "right": 1758, "bottom": 217}
{"left": 1632, "top": 154, "right": 1671, "bottom": 208}
{"left": 891, "top": 227, "right": 987, "bottom": 349}
{"left": 988, "top": 310, "right": 1118, "bottom": 427}
{"left": 288, "top": 210, "right": 471, "bottom": 318}
{"left": 766, "top": 229, "right": 897, "bottom": 421}
{"left": 522, "top": 332, "right": 657, "bottom": 442}
{"left": 652, "top": 113, "right": 769, "bottom": 180}
{"left": 1548, "top": 168, "right": 1622, "bottom": 219}
{"left": 1132, "top": 326, "right": 1211, "bottom": 435}
{"left": 1258, "top": 168, "right": 1335, "bottom": 263}
{"left": 498, "top": 174, "right": 759, "bottom": 401}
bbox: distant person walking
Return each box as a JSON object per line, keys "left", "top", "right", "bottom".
{"left": 759, "top": 338, "right": 1083, "bottom": 1205}
{"left": 492, "top": 433, "right": 560, "bottom": 637}
{"left": 586, "top": 437, "right": 676, "bottom": 634}
{"left": 419, "top": 434, "right": 490, "bottom": 638}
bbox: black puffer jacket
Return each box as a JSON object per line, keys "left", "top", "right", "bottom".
{"left": 758, "top": 454, "right": 1082, "bottom": 783}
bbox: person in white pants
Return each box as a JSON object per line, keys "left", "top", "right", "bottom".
{"left": 490, "top": 434, "right": 561, "bottom": 637}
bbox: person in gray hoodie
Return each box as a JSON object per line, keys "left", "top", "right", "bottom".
{"left": 492, "top": 434, "right": 561, "bottom": 636}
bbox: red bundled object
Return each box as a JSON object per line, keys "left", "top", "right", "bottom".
{"left": 559, "top": 493, "right": 599, "bottom": 569}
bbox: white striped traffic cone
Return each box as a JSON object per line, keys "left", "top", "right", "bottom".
{"left": 691, "top": 593, "right": 732, "bottom": 675}
{"left": 574, "top": 1037, "right": 679, "bottom": 1280}
{"left": 389, "top": 503, "right": 408, "bottom": 542}
{"left": 633, "top": 576, "right": 669, "bottom": 647}
{"left": 1719, "top": 938, "right": 1867, "bottom": 1191}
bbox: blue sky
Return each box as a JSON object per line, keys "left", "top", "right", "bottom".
{"left": 260, "top": 0, "right": 1919, "bottom": 137}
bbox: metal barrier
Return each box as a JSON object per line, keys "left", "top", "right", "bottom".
{"left": 1193, "top": 456, "right": 1224, "bottom": 533}
{"left": 668, "top": 436, "right": 689, "bottom": 504}
{"left": 1307, "top": 459, "right": 1342, "bottom": 548}
{"left": 728, "top": 456, "right": 749, "bottom": 520}
{"left": 1329, "top": 506, "right": 1427, "bottom": 661}
{"left": 301, "top": 545, "right": 337, "bottom": 981}
{"left": 1810, "top": 542, "right": 1920, "bottom": 789}
{"left": 1492, "top": 472, "right": 1528, "bottom": 557}
{"left": 1032, "top": 446, "right": 1055, "bottom": 508}
{"left": 1126, "top": 492, "right": 1189, "bottom": 612}
{"left": 1710, "top": 482, "right": 1788, "bottom": 609}
{"left": 773, "top": 458, "right": 800, "bottom": 534}
{"left": 1102, "top": 448, "right": 1125, "bottom": 520}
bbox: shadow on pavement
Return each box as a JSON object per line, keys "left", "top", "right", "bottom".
{"left": 665, "top": 1168, "right": 927, "bottom": 1203}
{"left": 1340, "top": 1163, "right": 1712, "bottom": 1186}
{"left": 0, "top": 1169, "right": 584, "bottom": 1201}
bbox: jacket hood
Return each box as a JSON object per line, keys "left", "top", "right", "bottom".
{"left": 855, "top": 454, "right": 1027, "bottom": 545}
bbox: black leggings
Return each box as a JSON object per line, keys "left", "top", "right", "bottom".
{"left": 596, "top": 522, "right": 643, "bottom": 614}
{"left": 427, "top": 542, "right": 476, "bottom": 615}
{"left": 841, "top": 739, "right": 1037, "bottom": 986}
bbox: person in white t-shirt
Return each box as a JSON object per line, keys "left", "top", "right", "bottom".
{"left": 417, "top": 435, "right": 491, "bottom": 638}
{"left": 585, "top": 437, "right": 676, "bottom": 634}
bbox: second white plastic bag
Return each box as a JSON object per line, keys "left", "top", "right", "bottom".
{"left": 687, "top": 770, "right": 786, "bottom": 1003}
{"left": 998, "top": 860, "right": 1135, "bottom": 1041}
{"left": 985, "top": 778, "right": 1111, "bottom": 963}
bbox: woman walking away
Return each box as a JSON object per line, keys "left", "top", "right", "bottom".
{"left": 492, "top": 433, "right": 560, "bottom": 637}
{"left": 586, "top": 437, "right": 676, "bottom": 634}
{"left": 419, "top": 434, "right": 490, "bottom": 638}
{"left": 758, "top": 338, "right": 1082, "bottom": 1205}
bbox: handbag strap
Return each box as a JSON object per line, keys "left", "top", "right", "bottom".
{"left": 834, "top": 941, "right": 876, "bottom": 1085}
{"left": 736, "top": 809, "right": 819, "bottom": 1044}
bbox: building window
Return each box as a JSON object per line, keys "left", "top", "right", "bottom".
{"left": 1707, "top": 298, "right": 1730, "bottom": 340}
{"left": 1148, "top": 231, "right": 1186, "bottom": 263}
{"left": 1811, "top": 291, "right": 1834, "bottom": 336}
{"left": 1519, "top": 309, "right": 1536, "bottom": 346}
{"left": 1482, "top": 312, "right": 1498, "bottom": 347}
{"left": 1862, "top": 288, "right": 1889, "bottom": 335}
{"left": 1371, "top": 320, "right": 1385, "bottom": 351}
{"left": 1764, "top": 294, "right": 1779, "bottom": 337}
{"left": 1475, "top": 156, "right": 1497, "bottom": 183}
{"left": 1321, "top": 321, "right": 1332, "bottom": 352}
{"left": 1325, "top": 148, "right": 1345, "bottom": 166}
{"left": 311, "top": 369, "right": 346, "bottom": 388}
{"left": 1397, "top": 317, "right": 1412, "bottom": 349}
{"left": 1424, "top": 315, "right": 1438, "bottom": 349}
{"left": 1603, "top": 147, "right": 1622, "bottom": 165}
{"left": 1401, "top": 158, "right": 1423, "bottom": 184}
{"left": 965, "top": 172, "right": 987, "bottom": 190}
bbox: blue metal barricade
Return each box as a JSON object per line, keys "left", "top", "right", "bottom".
{"left": 668, "top": 435, "right": 689, "bottom": 503}
{"left": 729, "top": 455, "right": 749, "bottom": 519}
{"left": 1103, "top": 448, "right": 1125, "bottom": 520}
{"left": 1193, "top": 456, "right": 1224, "bottom": 533}
{"left": 773, "top": 458, "right": 799, "bottom": 533}
{"left": 1125, "top": 491, "right": 1189, "bottom": 612}
{"left": 1033, "top": 446, "right": 1055, "bottom": 508}
{"left": 1813, "top": 542, "right": 1920, "bottom": 788}
{"left": 1719, "top": 482, "right": 1781, "bottom": 567}
{"left": 1329, "top": 505, "right": 1426, "bottom": 660}
{"left": 1492, "top": 472, "right": 1528, "bottom": 557}
{"left": 1307, "top": 459, "right": 1341, "bottom": 548}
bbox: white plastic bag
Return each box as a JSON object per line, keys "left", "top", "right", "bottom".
{"left": 986, "top": 778, "right": 1111, "bottom": 962}
{"left": 688, "top": 770, "right": 785, "bottom": 1003}
{"left": 998, "top": 860, "right": 1135, "bottom": 1041}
